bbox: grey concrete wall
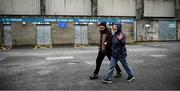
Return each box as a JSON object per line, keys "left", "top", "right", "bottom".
{"left": 136, "top": 20, "right": 159, "bottom": 41}
{"left": 144, "top": 0, "right": 175, "bottom": 17}
{"left": 0, "top": 0, "right": 40, "bottom": 15}
{"left": 98, "top": 0, "right": 136, "bottom": 16}
{"left": 136, "top": 20, "right": 177, "bottom": 41}
{"left": 46, "top": 0, "right": 91, "bottom": 15}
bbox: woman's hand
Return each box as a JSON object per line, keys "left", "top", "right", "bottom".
{"left": 117, "top": 34, "right": 123, "bottom": 40}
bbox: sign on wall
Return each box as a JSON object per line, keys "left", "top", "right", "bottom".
{"left": 0, "top": 18, "right": 134, "bottom": 24}
{"left": 58, "top": 22, "right": 67, "bottom": 28}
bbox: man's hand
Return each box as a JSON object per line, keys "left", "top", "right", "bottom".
{"left": 117, "top": 34, "right": 123, "bottom": 40}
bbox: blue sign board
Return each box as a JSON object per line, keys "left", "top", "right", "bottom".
{"left": 59, "top": 22, "right": 67, "bottom": 28}
{"left": 0, "top": 17, "right": 134, "bottom": 23}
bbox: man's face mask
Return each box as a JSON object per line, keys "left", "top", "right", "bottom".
{"left": 112, "top": 25, "right": 117, "bottom": 31}
{"left": 112, "top": 30, "right": 115, "bottom": 35}
{"left": 112, "top": 25, "right": 117, "bottom": 35}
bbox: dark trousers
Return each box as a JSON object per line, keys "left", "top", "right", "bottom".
{"left": 94, "top": 50, "right": 121, "bottom": 75}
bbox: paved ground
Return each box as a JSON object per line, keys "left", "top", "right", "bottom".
{"left": 0, "top": 42, "right": 180, "bottom": 90}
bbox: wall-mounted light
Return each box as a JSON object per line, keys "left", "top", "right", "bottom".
{"left": 22, "top": 21, "right": 26, "bottom": 26}
{"left": 145, "top": 24, "right": 150, "bottom": 28}
{"left": 46, "top": 22, "right": 49, "bottom": 24}
{"left": 88, "top": 23, "right": 94, "bottom": 25}
{"left": 75, "top": 22, "right": 79, "bottom": 25}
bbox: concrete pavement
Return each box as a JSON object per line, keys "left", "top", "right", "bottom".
{"left": 0, "top": 42, "right": 180, "bottom": 90}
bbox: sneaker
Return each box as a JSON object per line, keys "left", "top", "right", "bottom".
{"left": 89, "top": 74, "right": 99, "bottom": 80}
{"left": 127, "top": 76, "right": 135, "bottom": 82}
{"left": 102, "top": 78, "right": 112, "bottom": 84}
{"left": 114, "top": 73, "right": 122, "bottom": 78}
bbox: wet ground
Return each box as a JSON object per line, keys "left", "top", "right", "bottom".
{"left": 0, "top": 42, "right": 180, "bottom": 90}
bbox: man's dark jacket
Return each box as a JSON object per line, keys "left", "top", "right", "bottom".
{"left": 99, "top": 26, "right": 112, "bottom": 54}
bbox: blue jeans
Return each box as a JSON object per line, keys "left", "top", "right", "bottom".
{"left": 106, "top": 57, "right": 134, "bottom": 80}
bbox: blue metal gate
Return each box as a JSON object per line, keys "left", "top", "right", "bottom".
{"left": 159, "top": 21, "right": 176, "bottom": 40}
{"left": 74, "top": 25, "right": 88, "bottom": 46}
{"left": 3, "top": 25, "right": 12, "bottom": 47}
{"left": 36, "top": 25, "right": 52, "bottom": 46}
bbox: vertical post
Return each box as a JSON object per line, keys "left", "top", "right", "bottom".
{"left": 136, "top": 0, "right": 144, "bottom": 20}
{"left": 175, "top": 0, "right": 180, "bottom": 40}
{"left": 91, "top": 0, "right": 97, "bottom": 16}
{"left": 40, "top": 0, "right": 46, "bottom": 15}
{"left": 135, "top": 0, "right": 144, "bottom": 41}
{"left": 175, "top": 0, "right": 180, "bottom": 18}
{"left": 0, "top": 24, "right": 3, "bottom": 46}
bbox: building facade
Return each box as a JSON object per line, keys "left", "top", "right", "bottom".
{"left": 0, "top": 0, "right": 180, "bottom": 47}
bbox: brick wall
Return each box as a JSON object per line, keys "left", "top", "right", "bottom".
{"left": 8, "top": 22, "right": 101, "bottom": 46}
{"left": 51, "top": 22, "right": 75, "bottom": 44}
{"left": 88, "top": 24, "right": 100, "bottom": 44}
{"left": 11, "top": 22, "right": 36, "bottom": 45}
{"left": 122, "top": 23, "right": 135, "bottom": 43}
{"left": 0, "top": 22, "right": 137, "bottom": 46}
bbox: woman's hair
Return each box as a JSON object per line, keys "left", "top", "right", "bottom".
{"left": 115, "top": 23, "right": 122, "bottom": 33}
{"left": 114, "top": 23, "right": 122, "bottom": 35}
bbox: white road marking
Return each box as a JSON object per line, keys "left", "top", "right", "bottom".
{"left": 134, "top": 60, "right": 145, "bottom": 63}
{"left": 46, "top": 56, "right": 74, "bottom": 60}
{"left": 37, "top": 70, "right": 51, "bottom": 75}
{"left": 85, "top": 60, "right": 110, "bottom": 65}
{"left": 149, "top": 54, "right": 166, "bottom": 57}
{"left": 85, "top": 61, "right": 94, "bottom": 65}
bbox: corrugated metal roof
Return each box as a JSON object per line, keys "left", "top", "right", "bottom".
{"left": 98, "top": 0, "right": 136, "bottom": 16}
{"left": 144, "top": 0, "right": 175, "bottom": 17}
{"left": 45, "top": 0, "right": 91, "bottom": 15}
{"left": 0, "top": 0, "right": 40, "bottom": 15}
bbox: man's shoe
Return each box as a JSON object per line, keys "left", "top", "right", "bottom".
{"left": 114, "top": 73, "right": 122, "bottom": 78}
{"left": 89, "top": 74, "right": 98, "bottom": 80}
{"left": 102, "top": 78, "right": 112, "bottom": 84}
{"left": 127, "top": 76, "right": 135, "bottom": 82}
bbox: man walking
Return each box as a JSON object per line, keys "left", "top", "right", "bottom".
{"left": 89, "top": 22, "right": 122, "bottom": 80}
